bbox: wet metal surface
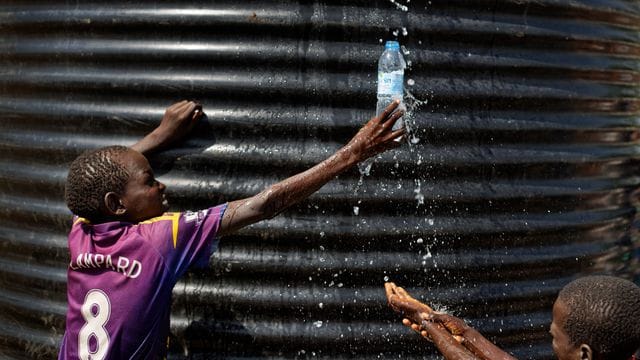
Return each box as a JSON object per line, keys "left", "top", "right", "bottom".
{"left": 0, "top": 1, "right": 639, "bottom": 359}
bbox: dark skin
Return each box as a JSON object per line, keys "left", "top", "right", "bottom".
{"left": 550, "top": 299, "right": 593, "bottom": 360}
{"left": 102, "top": 100, "right": 203, "bottom": 223}
{"left": 130, "top": 99, "right": 203, "bottom": 155}
{"left": 385, "top": 282, "right": 606, "bottom": 360}
{"left": 385, "top": 282, "right": 516, "bottom": 360}
{"left": 100, "top": 100, "right": 406, "bottom": 236}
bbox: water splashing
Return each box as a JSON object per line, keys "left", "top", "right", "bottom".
{"left": 388, "top": 0, "right": 409, "bottom": 11}
{"left": 414, "top": 179, "right": 424, "bottom": 206}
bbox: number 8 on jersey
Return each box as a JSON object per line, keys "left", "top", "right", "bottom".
{"left": 78, "top": 289, "right": 111, "bottom": 360}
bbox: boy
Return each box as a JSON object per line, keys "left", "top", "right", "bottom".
{"left": 59, "top": 99, "right": 405, "bottom": 359}
{"left": 385, "top": 276, "right": 640, "bottom": 360}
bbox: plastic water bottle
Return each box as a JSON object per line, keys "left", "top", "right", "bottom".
{"left": 376, "top": 40, "right": 406, "bottom": 131}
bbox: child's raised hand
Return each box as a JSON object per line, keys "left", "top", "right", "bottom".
{"left": 385, "top": 282, "right": 434, "bottom": 324}
{"left": 155, "top": 100, "right": 203, "bottom": 146}
{"left": 131, "top": 100, "right": 204, "bottom": 155}
{"left": 386, "top": 282, "right": 468, "bottom": 343}
{"left": 345, "top": 101, "right": 406, "bottom": 163}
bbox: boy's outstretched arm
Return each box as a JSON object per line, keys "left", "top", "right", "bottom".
{"left": 385, "top": 282, "right": 478, "bottom": 360}
{"left": 385, "top": 282, "right": 517, "bottom": 360}
{"left": 131, "top": 100, "right": 203, "bottom": 156}
{"left": 425, "top": 313, "right": 517, "bottom": 360}
{"left": 219, "top": 101, "right": 405, "bottom": 236}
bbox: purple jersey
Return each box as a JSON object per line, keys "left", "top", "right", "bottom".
{"left": 58, "top": 204, "right": 226, "bottom": 360}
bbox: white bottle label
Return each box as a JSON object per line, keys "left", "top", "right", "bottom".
{"left": 377, "top": 70, "right": 404, "bottom": 95}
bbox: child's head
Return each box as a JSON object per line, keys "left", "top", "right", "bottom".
{"left": 65, "top": 146, "right": 168, "bottom": 224}
{"left": 550, "top": 275, "right": 640, "bottom": 360}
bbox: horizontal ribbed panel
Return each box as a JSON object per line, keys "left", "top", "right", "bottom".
{"left": 0, "top": 1, "right": 639, "bottom": 359}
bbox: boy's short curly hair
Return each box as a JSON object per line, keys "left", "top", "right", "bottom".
{"left": 558, "top": 275, "right": 640, "bottom": 359}
{"left": 65, "top": 145, "right": 131, "bottom": 222}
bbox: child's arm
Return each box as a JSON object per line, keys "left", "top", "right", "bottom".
{"left": 218, "top": 101, "right": 405, "bottom": 236}
{"left": 423, "top": 313, "right": 516, "bottom": 360}
{"left": 131, "top": 100, "right": 203, "bottom": 156}
{"left": 385, "top": 283, "right": 478, "bottom": 359}
{"left": 385, "top": 282, "right": 517, "bottom": 360}
{"left": 416, "top": 320, "right": 481, "bottom": 360}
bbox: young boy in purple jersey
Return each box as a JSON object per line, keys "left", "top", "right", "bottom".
{"left": 59, "top": 99, "right": 405, "bottom": 359}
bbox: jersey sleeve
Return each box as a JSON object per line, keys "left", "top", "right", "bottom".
{"left": 139, "top": 203, "right": 227, "bottom": 279}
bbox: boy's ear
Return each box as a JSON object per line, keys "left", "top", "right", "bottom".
{"left": 104, "top": 192, "right": 127, "bottom": 216}
{"left": 579, "top": 344, "right": 592, "bottom": 360}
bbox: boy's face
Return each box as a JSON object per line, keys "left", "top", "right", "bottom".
{"left": 550, "top": 299, "right": 582, "bottom": 360}
{"left": 117, "top": 149, "right": 168, "bottom": 223}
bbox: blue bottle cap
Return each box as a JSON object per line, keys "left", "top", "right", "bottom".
{"left": 385, "top": 41, "right": 400, "bottom": 50}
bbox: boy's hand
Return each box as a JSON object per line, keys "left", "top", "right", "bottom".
{"left": 345, "top": 101, "right": 406, "bottom": 164}
{"left": 385, "top": 282, "right": 434, "bottom": 324}
{"left": 386, "top": 282, "right": 469, "bottom": 342}
{"left": 131, "top": 100, "right": 204, "bottom": 155}
{"left": 428, "top": 313, "right": 469, "bottom": 338}
{"left": 156, "top": 100, "right": 203, "bottom": 145}
{"left": 401, "top": 313, "right": 468, "bottom": 343}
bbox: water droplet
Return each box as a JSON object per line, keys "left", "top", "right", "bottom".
{"left": 358, "top": 160, "right": 373, "bottom": 176}
{"left": 388, "top": 0, "right": 409, "bottom": 11}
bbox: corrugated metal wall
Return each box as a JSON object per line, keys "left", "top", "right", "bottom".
{"left": 1, "top": 1, "right": 639, "bottom": 359}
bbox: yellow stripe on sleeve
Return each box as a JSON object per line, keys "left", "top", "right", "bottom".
{"left": 74, "top": 217, "right": 90, "bottom": 225}
{"left": 140, "top": 213, "right": 181, "bottom": 248}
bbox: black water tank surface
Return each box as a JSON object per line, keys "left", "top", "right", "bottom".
{"left": 1, "top": 1, "right": 639, "bottom": 359}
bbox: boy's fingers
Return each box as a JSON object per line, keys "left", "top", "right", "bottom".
{"left": 384, "top": 282, "right": 396, "bottom": 292}
{"left": 402, "top": 318, "right": 421, "bottom": 333}
{"left": 170, "top": 100, "right": 189, "bottom": 111}
{"left": 192, "top": 108, "right": 204, "bottom": 122}
{"left": 182, "top": 102, "right": 204, "bottom": 123}
{"left": 395, "top": 285, "right": 411, "bottom": 298}
{"left": 410, "top": 323, "right": 421, "bottom": 333}
{"left": 179, "top": 101, "right": 197, "bottom": 114}
{"left": 381, "top": 110, "right": 404, "bottom": 130}
{"left": 184, "top": 101, "right": 198, "bottom": 114}
{"left": 176, "top": 100, "right": 200, "bottom": 114}
{"left": 191, "top": 111, "right": 203, "bottom": 123}
{"left": 384, "top": 282, "right": 397, "bottom": 299}
{"left": 383, "top": 127, "right": 407, "bottom": 143}
{"left": 168, "top": 101, "right": 189, "bottom": 116}
{"left": 378, "top": 100, "right": 400, "bottom": 123}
